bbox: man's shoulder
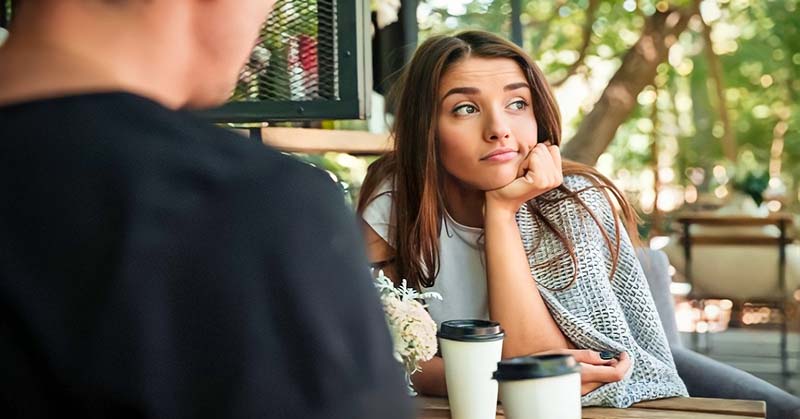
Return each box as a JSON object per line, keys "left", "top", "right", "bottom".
{"left": 194, "top": 127, "right": 341, "bottom": 210}
{"left": 2, "top": 91, "right": 338, "bottom": 206}
{"left": 112, "top": 94, "right": 334, "bottom": 194}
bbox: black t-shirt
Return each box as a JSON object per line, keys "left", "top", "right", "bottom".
{"left": 0, "top": 92, "right": 412, "bottom": 419}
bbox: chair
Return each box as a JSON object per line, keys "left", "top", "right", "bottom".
{"left": 637, "top": 247, "right": 800, "bottom": 419}
{"left": 662, "top": 213, "right": 797, "bottom": 378}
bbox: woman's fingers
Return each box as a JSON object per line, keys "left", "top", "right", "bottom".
{"left": 534, "top": 349, "right": 630, "bottom": 395}
{"left": 561, "top": 349, "right": 617, "bottom": 366}
{"left": 486, "top": 141, "right": 563, "bottom": 207}
{"left": 517, "top": 147, "right": 534, "bottom": 178}
{"left": 563, "top": 349, "right": 603, "bottom": 364}
{"left": 532, "top": 348, "right": 622, "bottom": 368}
{"left": 525, "top": 143, "right": 558, "bottom": 186}
{"left": 546, "top": 143, "right": 563, "bottom": 184}
{"left": 579, "top": 352, "right": 631, "bottom": 384}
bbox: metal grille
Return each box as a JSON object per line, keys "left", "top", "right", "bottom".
{"left": 233, "top": 0, "right": 339, "bottom": 102}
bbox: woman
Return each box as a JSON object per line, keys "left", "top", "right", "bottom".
{"left": 358, "top": 31, "right": 687, "bottom": 407}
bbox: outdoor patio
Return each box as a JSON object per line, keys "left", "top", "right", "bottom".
{"left": 2, "top": 0, "right": 799, "bottom": 417}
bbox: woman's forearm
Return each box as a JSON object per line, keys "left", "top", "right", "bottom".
{"left": 411, "top": 356, "right": 447, "bottom": 396}
{"left": 483, "top": 203, "right": 570, "bottom": 358}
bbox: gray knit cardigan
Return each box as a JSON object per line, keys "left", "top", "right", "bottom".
{"left": 518, "top": 174, "right": 688, "bottom": 407}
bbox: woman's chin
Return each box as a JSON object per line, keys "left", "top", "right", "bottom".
{"left": 481, "top": 174, "right": 519, "bottom": 191}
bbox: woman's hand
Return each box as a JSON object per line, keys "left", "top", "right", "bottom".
{"left": 485, "top": 142, "right": 563, "bottom": 216}
{"left": 533, "top": 349, "right": 632, "bottom": 396}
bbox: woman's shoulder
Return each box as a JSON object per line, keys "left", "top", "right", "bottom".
{"left": 562, "top": 173, "right": 600, "bottom": 191}
{"left": 537, "top": 173, "right": 616, "bottom": 219}
{"left": 362, "top": 178, "right": 395, "bottom": 208}
{"left": 538, "top": 173, "right": 601, "bottom": 202}
{"left": 361, "top": 178, "right": 395, "bottom": 242}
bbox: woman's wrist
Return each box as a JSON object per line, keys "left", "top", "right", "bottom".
{"left": 483, "top": 197, "right": 520, "bottom": 226}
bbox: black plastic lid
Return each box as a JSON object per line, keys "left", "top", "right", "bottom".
{"left": 437, "top": 319, "right": 504, "bottom": 342}
{"left": 492, "top": 354, "right": 580, "bottom": 381}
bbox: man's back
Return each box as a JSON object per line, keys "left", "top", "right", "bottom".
{"left": 0, "top": 92, "right": 411, "bottom": 418}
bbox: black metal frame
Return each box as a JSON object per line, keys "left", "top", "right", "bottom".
{"left": 1, "top": 0, "right": 12, "bottom": 29}
{"left": 510, "top": 0, "right": 523, "bottom": 47}
{"left": 201, "top": 0, "right": 370, "bottom": 123}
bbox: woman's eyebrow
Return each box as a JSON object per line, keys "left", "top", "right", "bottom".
{"left": 441, "top": 86, "right": 480, "bottom": 102}
{"left": 504, "top": 82, "right": 530, "bottom": 91}
{"left": 440, "top": 82, "right": 530, "bottom": 103}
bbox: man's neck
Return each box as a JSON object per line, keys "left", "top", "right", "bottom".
{"left": 0, "top": 3, "right": 193, "bottom": 109}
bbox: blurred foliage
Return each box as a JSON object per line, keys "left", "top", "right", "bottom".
{"left": 415, "top": 0, "right": 800, "bottom": 222}
{"left": 307, "top": 0, "right": 799, "bottom": 233}
{"left": 292, "top": 152, "right": 377, "bottom": 206}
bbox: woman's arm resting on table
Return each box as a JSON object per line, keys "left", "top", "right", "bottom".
{"left": 484, "top": 143, "right": 570, "bottom": 358}
{"left": 361, "top": 206, "right": 629, "bottom": 397}
{"left": 411, "top": 356, "right": 447, "bottom": 397}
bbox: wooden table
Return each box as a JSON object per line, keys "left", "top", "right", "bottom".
{"left": 418, "top": 396, "right": 766, "bottom": 418}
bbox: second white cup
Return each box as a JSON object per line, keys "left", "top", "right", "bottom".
{"left": 493, "top": 354, "right": 582, "bottom": 419}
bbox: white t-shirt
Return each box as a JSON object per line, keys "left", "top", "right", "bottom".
{"left": 361, "top": 182, "right": 490, "bottom": 325}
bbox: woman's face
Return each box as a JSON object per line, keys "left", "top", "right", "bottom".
{"left": 436, "top": 56, "right": 538, "bottom": 192}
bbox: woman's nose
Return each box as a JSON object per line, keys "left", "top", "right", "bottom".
{"left": 484, "top": 109, "right": 511, "bottom": 142}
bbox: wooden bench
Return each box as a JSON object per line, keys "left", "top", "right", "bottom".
{"left": 238, "top": 126, "right": 393, "bottom": 155}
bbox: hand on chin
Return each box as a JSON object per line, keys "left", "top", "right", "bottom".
{"left": 484, "top": 142, "right": 563, "bottom": 214}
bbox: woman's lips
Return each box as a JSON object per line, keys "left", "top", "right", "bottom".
{"left": 481, "top": 150, "right": 518, "bottom": 162}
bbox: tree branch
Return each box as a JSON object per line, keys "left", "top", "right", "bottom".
{"left": 549, "top": 0, "right": 600, "bottom": 88}
{"left": 529, "top": 0, "right": 568, "bottom": 54}
{"left": 561, "top": 1, "right": 700, "bottom": 166}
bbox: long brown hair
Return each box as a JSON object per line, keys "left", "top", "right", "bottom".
{"left": 357, "top": 31, "right": 639, "bottom": 290}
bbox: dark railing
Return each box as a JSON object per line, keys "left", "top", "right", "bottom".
{"left": 201, "top": 0, "right": 371, "bottom": 123}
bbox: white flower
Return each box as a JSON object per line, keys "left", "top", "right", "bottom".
{"left": 373, "top": 270, "right": 441, "bottom": 378}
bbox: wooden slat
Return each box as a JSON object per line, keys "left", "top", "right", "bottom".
{"left": 418, "top": 411, "right": 502, "bottom": 419}
{"left": 417, "top": 397, "right": 503, "bottom": 419}
{"left": 676, "top": 213, "right": 793, "bottom": 227}
{"left": 631, "top": 397, "right": 765, "bottom": 417}
{"left": 582, "top": 407, "right": 758, "bottom": 419}
{"left": 678, "top": 236, "right": 793, "bottom": 246}
{"left": 417, "top": 396, "right": 765, "bottom": 419}
{"left": 252, "top": 127, "right": 393, "bottom": 155}
{"left": 417, "top": 397, "right": 450, "bottom": 411}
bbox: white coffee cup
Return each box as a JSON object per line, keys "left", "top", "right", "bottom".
{"left": 493, "top": 354, "right": 582, "bottom": 419}
{"left": 438, "top": 319, "right": 504, "bottom": 419}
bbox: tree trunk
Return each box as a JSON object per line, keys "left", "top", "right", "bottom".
{"left": 702, "top": 17, "right": 737, "bottom": 162}
{"left": 561, "top": 2, "right": 699, "bottom": 165}
{"left": 650, "top": 84, "right": 662, "bottom": 234}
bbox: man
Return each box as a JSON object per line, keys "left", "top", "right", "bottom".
{"left": 0, "top": 1, "right": 412, "bottom": 418}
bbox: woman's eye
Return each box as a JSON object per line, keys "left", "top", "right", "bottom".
{"left": 453, "top": 104, "right": 478, "bottom": 116}
{"left": 508, "top": 100, "right": 528, "bottom": 111}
